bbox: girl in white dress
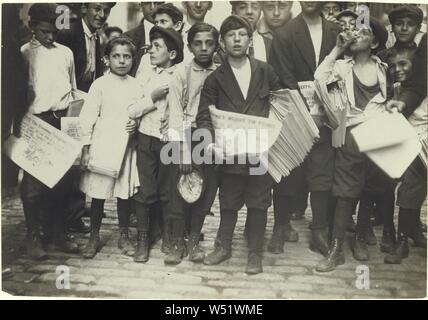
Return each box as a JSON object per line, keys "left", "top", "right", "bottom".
{"left": 79, "top": 36, "right": 141, "bottom": 259}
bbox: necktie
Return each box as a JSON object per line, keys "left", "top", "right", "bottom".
{"left": 248, "top": 43, "right": 255, "bottom": 58}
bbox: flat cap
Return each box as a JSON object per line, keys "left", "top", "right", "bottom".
{"left": 150, "top": 26, "right": 184, "bottom": 64}
{"left": 28, "top": 3, "right": 59, "bottom": 23}
{"left": 389, "top": 5, "right": 423, "bottom": 25}
{"left": 220, "top": 14, "right": 253, "bottom": 37}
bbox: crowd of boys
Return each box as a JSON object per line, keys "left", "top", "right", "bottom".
{"left": 2, "top": 1, "right": 427, "bottom": 275}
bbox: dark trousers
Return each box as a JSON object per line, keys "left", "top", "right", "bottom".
{"left": 134, "top": 133, "right": 170, "bottom": 234}
{"left": 397, "top": 157, "right": 427, "bottom": 210}
{"left": 89, "top": 198, "right": 131, "bottom": 232}
{"left": 20, "top": 111, "right": 71, "bottom": 239}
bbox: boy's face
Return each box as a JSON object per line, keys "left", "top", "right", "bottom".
{"left": 154, "top": 13, "right": 182, "bottom": 32}
{"left": 140, "top": 2, "right": 165, "bottom": 24}
{"left": 149, "top": 38, "right": 176, "bottom": 68}
{"left": 109, "top": 44, "right": 133, "bottom": 76}
{"left": 221, "top": 27, "right": 251, "bottom": 58}
{"left": 185, "top": 1, "right": 212, "bottom": 22}
{"left": 392, "top": 17, "right": 420, "bottom": 44}
{"left": 338, "top": 15, "right": 357, "bottom": 32}
{"left": 82, "top": 3, "right": 112, "bottom": 32}
{"left": 32, "top": 21, "right": 58, "bottom": 48}
{"left": 188, "top": 31, "right": 217, "bottom": 65}
{"left": 321, "top": 2, "right": 341, "bottom": 19}
{"left": 232, "top": 1, "right": 262, "bottom": 30}
{"left": 300, "top": 1, "right": 323, "bottom": 15}
{"left": 262, "top": 1, "right": 293, "bottom": 30}
{"left": 349, "top": 27, "right": 375, "bottom": 53}
{"left": 388, "top": 52, "right": 413, "bottom": 83}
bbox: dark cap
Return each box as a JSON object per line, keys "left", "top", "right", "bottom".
{"left": 150, "top": 26, "right": 184, "bottom": 64}
{"left": 28, "top": 3, "right": 59, "bottom": 24}
{"left": 220, "top": 15, "right": 253, "bottom": 37}
{"left": 389, "top": 5, "right": 423, "bottom": 25}
{"left": 336, "top": 9, "right": 358, "bottom": 20}
{"left": 369, "top": 17, "right": 388, "bottom": 52}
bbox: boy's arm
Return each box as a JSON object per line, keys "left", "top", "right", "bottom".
{"left": 167, "top": 70, "right": 186, "bottom": 141}
{"left": 269, "top": 31, "right": 298, "bottom": 89}
{"left": 127, "top": 87, "right": 157, "bottom": 120}
{"left": 196, "top": 75, "right": 217, "bottom": 133}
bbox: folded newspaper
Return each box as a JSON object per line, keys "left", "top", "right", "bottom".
{"left": 351, "top": 112, "right": 421, "bottom": 178}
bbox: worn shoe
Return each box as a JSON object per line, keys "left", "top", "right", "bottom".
{"left": 408, "top": 227, "right": 427, "bottom": 248}
{"left": 82, "top": 233, "right": 101, "bottom": 259}
{"left": 310, "top": 228, "right": 330, "bottom": 257}
{"left": 315, "top": 238, "right": 345, "bottom": 272}
{"left": 245, "top": 252, "right": 263, "bottom": 275}
{"left": 187, "top": 233, "right": 205, "bottom": 263}
{"left": 134, "top": 231, "right": 150, "bottom": 263}
{"left": 353, "top": 235, "right": 369, "bottom": 261}
{"left": 68, "top": 218, "right": 91, "bottom": 234}
{"left": 118, "top": 227, "right": 135, "bottom": 256}
{"left": 204, "top": 246, "right": 231, "bottom": 265}
{"left": 384, "top": 234, "right": 409, "bottom": 264}
{"left": 26, "top": 231, "right": 48, "bottom": 260}
{"left": 164, "top": 238, "right": 186, "bottom": 265}
{"left": 380, "top": 227, "right": 396, "bottom": 254}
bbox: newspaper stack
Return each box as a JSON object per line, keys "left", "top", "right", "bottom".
{"left": 268, "top": 89, "right": 320, "bottom": 183}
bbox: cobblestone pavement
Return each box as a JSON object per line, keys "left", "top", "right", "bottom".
{"left": 1, "top": 193, "right": 427, "bottom": 299}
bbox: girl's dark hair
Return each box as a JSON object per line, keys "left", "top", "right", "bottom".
{"left": 187, "top": 22, "right": 219, "bottom": 46}
{"left": 104, "top": 35, "right": 136, "bottom": 57}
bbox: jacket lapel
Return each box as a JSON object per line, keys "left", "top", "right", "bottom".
{"left": 243, "top": 58, "right": 262, "bottom": 113}
{"left": 294, "top": 14, "right": 316, "bottom": 74}
{"left": 320, "top": 18, "right": 338, "bottom": 65}
{"left": 216, "top": 61, "right": 246, "bottom": 112}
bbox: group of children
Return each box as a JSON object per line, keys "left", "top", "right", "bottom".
{"left": 16, "top": 2, "right": 426, "bottom": 276}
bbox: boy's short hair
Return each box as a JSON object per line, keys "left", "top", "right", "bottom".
{"left": 150, "top": 26, "right": 184, "bottom": 64}
{"left": 104, "top": 35, "right": 136, "bottom": 57}
{"left": 105, "top": 26, "right": 123, "bottom": 38}
{"left": 230, "top": 1, "right": 261, "bottom": 11}
{"left": 28, "top": 3, "right": 59, "bottom": 24}
{"left": 220, "top": 15, "right": 253, "bottom": 38}
{"left": 152, "top": 3, "right": 183, "bottom": 24}
{"left": 385, "top": 46, "right": 416, "bottom": 63}
{"left": 187, "top": 22, "right": 219, "bottom": 45}
{"left": 336, "top": 9, "right": 358, "bottom": 20}
{"left": 389, "top": 5, "right": 423, "bottom": 26}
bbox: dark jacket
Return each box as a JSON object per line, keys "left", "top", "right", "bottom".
{"left": 196, "top": 57, "right": 281, "bottom": 175}
{"left": 124, "top": 20, "right": 150, "bottom": 77}
{"left": 269, "top": 14, "right": 341, "bottom": 89}
{"left": 56, "top": 20, "right": 103, "bottom": 92}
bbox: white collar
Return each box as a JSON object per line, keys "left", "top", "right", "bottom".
{"left": 82, "top": 18, "right": 97, "bottom": 38}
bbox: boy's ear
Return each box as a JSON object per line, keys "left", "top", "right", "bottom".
{"left": 169, "top": 49, "right": 177, "bottom": 62}
{"left": 174, "top": 21, "right": 183, "bottom": 32}
{"left": 371, "top": 37, "right": 380, "bottom": 51}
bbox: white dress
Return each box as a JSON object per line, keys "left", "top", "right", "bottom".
{"left": 79, "top": 73, "right": 142, "bottom": 200}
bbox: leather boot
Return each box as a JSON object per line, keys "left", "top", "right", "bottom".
{"left": 245, "top": 252, "right": 263, "bottom": 274}
{"left": 384, "top": 233, "right": 409, "bottom": 264}
{"left": 82, "top": 232, "right": 101, "bottom": 259}
{"left": 310, "top": 227, "right": 330, "bottom": 257}
{"left": 267, "top": 225, "right": 285, "bottom": 254}
{"left": 204, "top": 243, "right": 231, "bottom": 265}
{"left": 134, "top": 231, "right": 149, "bottom": 263}
{"left": 353, "top": 233, "right": 369, "bottom": 261}
{"left": 26, "top": 230, "right": 48, "bottom": 260}
{"left": 365, "top": 222, "right": 378, "bottom": 245}
{"left": 118, "top": 227, "right": 135, "bottom": 256}
{"left": 187, "top": 233, "right": 205, "bottom": 263}
{"left": 164, "top": 238, "right": 185, "bottom": 265}
{"left": 315, "top": 238, "right": 345, "bottom": 272}
{"left": 380, "top": 226, "right": 396, "bottom": 254}
{"left": 53, "top": 221, "right": 79, "bottom": 254}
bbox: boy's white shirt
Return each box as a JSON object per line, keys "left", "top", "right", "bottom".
{"left": 314, "top": 52, "right": 388, "bottom": 128}
{"left": 21, "top": 38, "right": 77, "bottom": 114}
{"left": 168, "top": 59, "right": 217, "bottom": 141}
{"left": 251, "top": 30, "right": 267, "bottom": 62}
{"left": 129, "top": 63, "right": 178, "bottom": 139}
{"left": 230, "top": 57, "right": 251, "bottom": 100}
{"left": 307, "top": 20, "right": 323, "bottom": 67}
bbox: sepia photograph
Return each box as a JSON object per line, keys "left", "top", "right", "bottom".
{"left": 1, "top": 0, "right": 427, "bottom": 304}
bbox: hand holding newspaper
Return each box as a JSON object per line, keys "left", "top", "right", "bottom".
{"left": 351, "top": 112, "right": 421, "bottom": 178}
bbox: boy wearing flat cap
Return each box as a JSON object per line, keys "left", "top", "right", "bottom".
{"left": 128, "top": 27, "right": 184, "bottom": 263}
{"left": 20, "top": 3, "right": 79, "bottom": 259}
{"left": 385, "top": 5, "right": 425, "bottom": 50}
{"left": 196, "top": 15, "right": 281, "bottom": 275}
